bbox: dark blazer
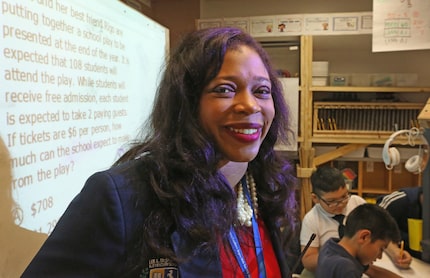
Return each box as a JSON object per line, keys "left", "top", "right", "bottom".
{"left": 22, "top": 160, "right": 291, "bottom": 277}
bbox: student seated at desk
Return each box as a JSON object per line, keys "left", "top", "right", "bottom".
{"left": 378, "top": 186, "right": 423, "bottom": 260}
{"left": 371, "top": 247, "right": 430, "bottom": 278}
{"left": 316, "top": 203, "right": 402, "bottom": 278}
{"left": 300, "top": 166, "right": 411, "bottom": 278}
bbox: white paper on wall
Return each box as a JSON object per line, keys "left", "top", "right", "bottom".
{"left": 275, "top": 77, "right": 299, "bottom": 152}
{"left": 373, "top": 0, "right": 430, "bottom": 52}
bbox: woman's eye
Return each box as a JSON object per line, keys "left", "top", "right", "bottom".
{"left": 254, "top": 86, "right": 271, "bottom": 98}
{"left": 212, "top": 85, "right": 235, "bottom": 94}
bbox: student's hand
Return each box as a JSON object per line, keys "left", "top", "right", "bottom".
{"left": 385, "top": 242, "right": 412, "bottom": 269}
{"left": 392, "top": 249, "right": 412, "bottom": 269}
{"left": 301, "top": 245, "right": 319, "bottom": 272}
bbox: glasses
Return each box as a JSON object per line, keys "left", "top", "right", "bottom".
{"left": 315, "top": 193, "right": 351, "bottom": 208}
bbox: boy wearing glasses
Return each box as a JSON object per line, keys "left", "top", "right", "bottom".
{"left": 300, "top": 166, "right": 406, "bottom": 277}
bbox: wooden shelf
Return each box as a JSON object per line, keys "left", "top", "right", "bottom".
{"left": 311, "top": 136, "right": 389, "bottom": 144}
{"left": 359, "top": 189, "right": 392, "bottom": 195}
{"left": 293, "top": 35, "right": 428, "bottom": 217}
{"left": 311, "top": 86, "right": 430, "bottom": 93}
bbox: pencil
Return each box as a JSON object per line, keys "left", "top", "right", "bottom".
{"left": 399, "top": 240, "right": 404, "bottom": 258}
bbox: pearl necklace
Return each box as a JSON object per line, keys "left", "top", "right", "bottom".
{"left": 236, "top": 172, "right": 258, "bottom": 227}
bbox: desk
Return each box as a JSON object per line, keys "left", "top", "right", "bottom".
{"left": 365, "top": 252, "right": 430, "bottom": 277}
{"left": 295, "top": 252, "right": 430, "bottom": 278}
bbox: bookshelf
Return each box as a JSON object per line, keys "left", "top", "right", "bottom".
{"left": 296, "top": 35, "right": 430, "bottom": 217}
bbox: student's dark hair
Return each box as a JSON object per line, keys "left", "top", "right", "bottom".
{"left": 115, "top": 27, "right": 297, "bottom": 272}
{"left": 311, "top": 165, "right": 345, "bottom": 195}
{"left": 344, "top": 203, "right": 400, "bottom": 242}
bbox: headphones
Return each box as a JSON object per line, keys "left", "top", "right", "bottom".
{"left": 382, "top": 128, "right": 429, "bottom": 174}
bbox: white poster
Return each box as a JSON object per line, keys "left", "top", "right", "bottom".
{"left": 1, "top": 0, "right": 168, "bottom": 235}
{"left": 275, "top": 78, "right": 299, "bottom": 152}
{"left": 373, "top": 0, "right": 430, "bottom": 52}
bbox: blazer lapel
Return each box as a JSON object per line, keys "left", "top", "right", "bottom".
{"left": 266, "top": 221, "right": 292, "bottom": 278}
{"left": 170, "top": 231, "right": 222, "bottom": 277}
{"left": 170, "top": 222, "right": 292, "bottom": 278}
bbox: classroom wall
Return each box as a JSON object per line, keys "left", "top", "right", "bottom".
{"left": 124, "top": 1, "right": 430, "bottom": 88}
{"left": 199, "top": 0, "right": 430, "bottom": 89}
{"left": 123, "top": 0, "right": 200, "bottom": 48}
{"left": 200, "top": 0, "right": 373, "bottom": 18}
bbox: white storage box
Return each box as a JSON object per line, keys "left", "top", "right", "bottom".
{"left": 312, "top": 77, "right": 328, "bottom": 86}
{"left": 312, "top": 61, "right": 329, "bottom": 76}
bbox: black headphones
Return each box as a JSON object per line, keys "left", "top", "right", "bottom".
{"left": 382, "top": 128, "right": 429, "bottom": 174}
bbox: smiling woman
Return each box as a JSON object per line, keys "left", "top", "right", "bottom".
{"left": 22, "top": 27, "right": 299, "bottom": 277}
{"left": 199, "top": 45, "right": 275, "bottom": 163}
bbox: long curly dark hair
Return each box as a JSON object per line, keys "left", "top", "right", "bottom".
{"left": 116, "top": 27, "right": 298, "bottom": 273}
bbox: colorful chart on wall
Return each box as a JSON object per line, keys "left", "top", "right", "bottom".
{"left": 373, "top": 0, "right": 430, "bottom": 52}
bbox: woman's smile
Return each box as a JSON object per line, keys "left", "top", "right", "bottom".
{"left": 225, "top": 124, "right": 262, "bottom": 142}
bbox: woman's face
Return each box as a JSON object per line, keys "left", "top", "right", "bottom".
{"left": 199, "top": 45, "right": 275, "bottom": 163}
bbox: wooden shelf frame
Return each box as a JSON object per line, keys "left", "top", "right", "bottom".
{"left": 311, "top": 86, "right": 430, "bottom": 93}
{"left": 297, "top": 35, "right": 428, "bottom": 218}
